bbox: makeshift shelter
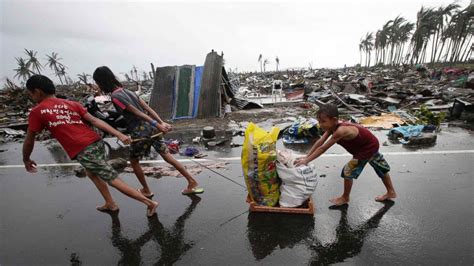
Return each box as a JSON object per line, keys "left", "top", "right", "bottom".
{"left": 149, "top": 51, "right": 261, "bottom": 120}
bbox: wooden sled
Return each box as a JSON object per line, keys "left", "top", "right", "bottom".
{"left": 246, "top": 195, "right": 315, "bottom": 215}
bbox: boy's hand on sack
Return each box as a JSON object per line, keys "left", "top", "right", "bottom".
{"left": 294, "top": 157, "right": 308, "bottom": 166}
{"left": 118, "top": 134, "right": 132, "bottom": 145}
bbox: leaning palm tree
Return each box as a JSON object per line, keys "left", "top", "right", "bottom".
{"left": 24, "top": 49, "right": 43, "bottom": 74}
{"left": 410, "top": 7, "right": 437, "bottom": 64}
{"left": 258, "top": 54, "right": 263, "bottom": 73}
{"left": 396, "top": 22, "right": 415, "bottom": 65}
{"left": 57, "top": 66, "right": 67, "bottom": 83}
{"left": 363, "top": 32, "right": 374, "bottom": 67}
{"left": 430, "top": 3, "right": 460, "bottom": 63}
{"left": 275, "top": 56, "right": 280, "bottom": 71}
{"left": 13, "top": 57, "right": 33, "bottom": 82}
{"left": 46, "top": 52, "right": 66, "bottom": 84}
{"left": 449, "top": 5, "right": 474, "bottom": 62}
{"left": 359, "top": 40, "right": 364, "bottom": 66}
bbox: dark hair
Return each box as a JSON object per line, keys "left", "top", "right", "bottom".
{"left": 93, "top": 66, "right": 123, "bottom": 93}
{"left": 317, "top": 103, "right": 339, "bottom": 119}
{"left": 26, "top": 75, "right": 56, "bottom": 95}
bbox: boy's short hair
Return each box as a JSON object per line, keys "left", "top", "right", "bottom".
{"left": 26, "top": 75, "right": 55, "bottom": 95}
{"left": 317, "top": 103, "right": 339, "bottom": 119}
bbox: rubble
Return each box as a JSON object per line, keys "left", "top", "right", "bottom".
{"left": 228, "top": 64, "right": 473, "bottom": 127}
{"left": 1, "top": 64, "right": 473, "bottom": 144}
{"left": 123, "top": 161, "right": 228, "bottom": 177}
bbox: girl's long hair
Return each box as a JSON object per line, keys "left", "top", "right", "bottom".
{"left": 93, "top": 66, "right": 123, "bottom": 93}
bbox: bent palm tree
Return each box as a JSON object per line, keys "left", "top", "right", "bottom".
{"left": 362, "top": 32, "right": 374, "bottom": 67}
{"left": 46, "top": 52, "right": 66, "bottom": 84}
{"left": 24, "top": 49, "right": 43, "bottom": 74}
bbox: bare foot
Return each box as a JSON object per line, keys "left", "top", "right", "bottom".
{"left": 329, "top": 196, "right": 349, "bottom": 206}
{"left": 96, "top": 204, "right": 119, "bottom": 212}
{"left": 186, "top": 181, "right": 199, "bottom": 191}
{"left": 375, "top": 192, "right": 397, "bottom": 202}
{"left": 137, "top": 188, "right": 154, "bottom": 198}
{"left": 182, "top": 180, "right": 201, "bottom": 193}
{"left": 147, "top": 201, "right": 159, "bottom": 217}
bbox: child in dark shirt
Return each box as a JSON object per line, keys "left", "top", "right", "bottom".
{"left": 296, "top": 104, "right": 396, "bottom": 206}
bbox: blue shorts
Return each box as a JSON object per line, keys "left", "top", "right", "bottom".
{"left": 341, "top": 152, "right": 390, "bottom": 179}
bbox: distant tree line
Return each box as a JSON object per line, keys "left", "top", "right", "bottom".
{"left": 359, "top": 2, "right": 473, "bottom": 67}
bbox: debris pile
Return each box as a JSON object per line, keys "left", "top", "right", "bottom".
{"left": 229, "top": 65, "right": 473, "bottom": 121}
{"left": 0, "top": 79, "right": 152, "bottom": 142}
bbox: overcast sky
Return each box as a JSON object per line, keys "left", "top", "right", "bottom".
{"left": 1, "top": 0, "right": 470, "bottom": 83}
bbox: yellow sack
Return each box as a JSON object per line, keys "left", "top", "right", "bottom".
{"left": 242, "top": 123, "right": 280, "bottom": 206}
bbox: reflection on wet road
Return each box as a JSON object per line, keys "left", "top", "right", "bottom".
{"left": 106, "top": 195, "right": 200, "bottom": 265}
{"left": 1, "top": 126, "right": 473, "bottom": 264}
{"left": 246, "top": 201, "right": 394, "bottom": 264}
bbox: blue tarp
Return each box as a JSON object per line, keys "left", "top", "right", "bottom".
{"left": 388, "top": 125, "right": 425, "bottom": 144}
{"left": 192, "top": 66, "right": 204, "bottom": 117}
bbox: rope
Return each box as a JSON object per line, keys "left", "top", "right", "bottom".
{"left": 189, "top": 158, "right": 247, "bottom": 190}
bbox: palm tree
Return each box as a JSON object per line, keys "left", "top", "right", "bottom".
{"left": 263, "top": 59, "right": 269, "bottom": 72}
{"left": 448, "top": 5, "right": 473, "bottom": 62}
{"left": 258, "top": 54, "right": 263, "bottom": 73}
{"left": 275, "top": 56, "right": 280, "bottom": 71}
{"left": 396, "top": 22, "right": 415, "bottom": 65}
{"left": 430, "top": 4, "right": 460, "bottom": 63}
{"left": 362, "top": 32, "right": 374, "bottom": 67}
{"left": 358, "top": 2, "right": 472, "bottom": 66}
{"left": 46, "top": 52, "right": 66, "bottom": 84}
{"left": 13, "top": 57, "right": 33, "bottom": 81}
{"left": 58, "top": 66, "right": 67, "bottom": 82}
{"left": 24, "top": 49, "right": 43, "bottom": 74}
{"left": 409, "top": 7, "right": 438, "bottom": 64}
{"left": 359, "top": 40, "right": 364, "bottom": 66}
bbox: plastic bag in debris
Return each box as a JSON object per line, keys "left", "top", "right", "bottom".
{"left": 242, "top": 123, "right": 280, "bottom": 206}
{"left": 282, "top": 117, "right": 320, "bottom": 143}
{"left": 276, "top": 150, "right": 318, "bottom": 208}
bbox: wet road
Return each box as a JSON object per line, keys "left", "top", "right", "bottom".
{"left": 1, "top": 126, "right": 473, "bottom": 265}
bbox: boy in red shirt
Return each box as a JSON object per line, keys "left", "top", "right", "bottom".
{"left": 296, "top": 104, "right": 396, "bottom": 206}
{"left": 23, "top": 75, "right": 159, "bottom": 217}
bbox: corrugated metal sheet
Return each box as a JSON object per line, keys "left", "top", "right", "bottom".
{"left": 149, "top": 66, "right": 177, "bottom": 120}
{"left": 231, "top": 98, "right": 263, "bottom": 110}
{"left": 197, "top": 52, "right": 223, "bottom": 118}
{"left": 150, "top": 51, "right": 260, "bottom": 119}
